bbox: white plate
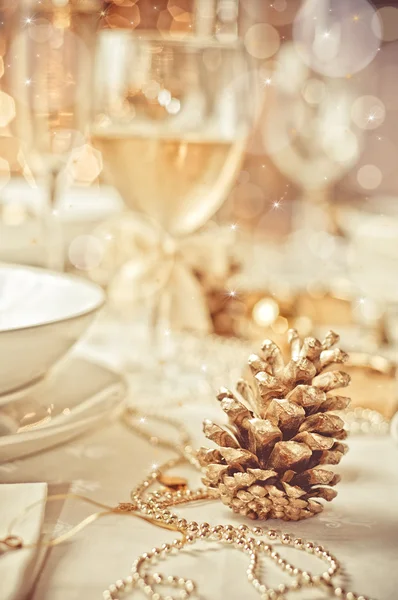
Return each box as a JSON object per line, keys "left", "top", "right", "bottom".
{"left": 0, "top": 264, "right": 105, "bottom": 395}
{"left": 0, "top": 355, "right": 127, "bottom": 463}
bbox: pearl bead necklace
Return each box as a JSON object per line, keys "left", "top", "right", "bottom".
{"left": 103, "top": 409, "right": 375, "bottom": 600}
{"left": 103, "top": 469, "right": 373, "bottom": 600}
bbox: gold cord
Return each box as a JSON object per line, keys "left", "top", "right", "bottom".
{"left": 2, "top": 492, "right": 183, "bottom": 553}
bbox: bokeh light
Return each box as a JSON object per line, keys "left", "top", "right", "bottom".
{"left": 322, "top": 128, "right": 359, "bottom": 165}
{"left": 166, "top": 98, "right": 181, "bottom": 115}
{"left": 68, "top": 234, "right": 104, "bottom": 271}
{"left": 168, "top": 0, "right": 193, "bottom": 35}
{"left": 67, "top": 144, "right": 103, "bottom": 185}
{"left": 362, "top": 135, "right": 398, "bottom": 179}
{"left": 372, "top": 6, "right": 398, "bottom": 42}
{"left": 271, "top": 315, "right": 289, "bottom": 335}
{"left": 351, "top": 95, "right": 386, "bottom": 130}
{"left": 168, "top": 0, "right": 192, "bottom": 22}
{"left": 101, "top": 4, "right": 141, "bottom": 30}
{"left": 230, "top": 182, "right": 265, "bottom": 219}
{"left": 302, "top": 78, "right": 326, "bottom": 105}
{"left": 357, "top": 164, "right": 382, "bottom": 189}
{"left": 293, "top": 0, "right": 382, "bottom": 78}
{"left": 273, "top": 0, "right": 287, "bottom": 12}
{"left": 244, "top": 23, "right": 280, "bottom": 60}
{"left": 156, "top": 9, "right": 172, "bottom": 32}
{"left": 252, "top": 297, "right": 279, "bottom": 327}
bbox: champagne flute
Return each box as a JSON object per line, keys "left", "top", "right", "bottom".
{"left": 91, "top": 32, "right": 251, "bottom": 346}
{"left": 6, "top": 0, "right": 100, "bottom": 270}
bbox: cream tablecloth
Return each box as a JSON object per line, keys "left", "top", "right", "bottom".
{"left": 0, "top": 333, "right": 398, "bottom": 600}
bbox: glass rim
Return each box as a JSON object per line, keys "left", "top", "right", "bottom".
{"left": 98, "top": 29, "right": 245, "bottom": 51}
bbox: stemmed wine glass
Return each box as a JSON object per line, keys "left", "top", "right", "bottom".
{"left": 263, "top": 43, "right": 360, "bottom": 279}
{"left": 90, "top": 32, "right": 252, "bottom": 349}
{"left": 6, "top": 0, "right": 100, "bottom": 270}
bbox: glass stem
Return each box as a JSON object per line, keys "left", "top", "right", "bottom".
{"left": 295, "top": 187, "right": 333, "bottom": 234}
{"left": 48, "top": 166, "right": 58, "bottom": 209}
{"left": 43, "top": 167, "right": 64, "bottom": 271}
{"left": 150, "top": 291, "right": 161, "bottom": 349}
{"left": 149, "top": 288, "right": 174, "bottom": 362}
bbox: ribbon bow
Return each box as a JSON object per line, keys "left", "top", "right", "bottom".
{"left": 91, "top": 199, "right": 237, "bottom": 333}
{"left": 108, "top": 217, "right": 236, "bottom": 333}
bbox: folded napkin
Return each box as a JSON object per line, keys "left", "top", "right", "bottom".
{"left": 0, "top": 483, "right": 47, "bottom": 600}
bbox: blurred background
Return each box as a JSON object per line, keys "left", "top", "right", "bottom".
{"left": 1, "top": 0, "right": 398, "bottom": 355}
{"left": 2, "top": 1, "right": 397, "bottom": 209}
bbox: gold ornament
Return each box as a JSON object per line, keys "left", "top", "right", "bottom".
{"left": 158, "top": 474, "right": 189, "bottom": 491}
{"left": 198, "top": 329, "right": 350, "bottom": 521}
{"left": 192, "top": 238, "right": 241, "bottom": 336}
{"left": 209, "top": 280, "right": 389, "bottom": 346}
{"left": 344, "top": 352, "right": 397, "bottom": 419}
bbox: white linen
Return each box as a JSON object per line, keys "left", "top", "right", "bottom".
{"left": 0, "top": 417, "right": 397, "bottom": 600}
{"left": 0, "top": 483, "right": 47, "bottom": 600}
{"left": 1, "top": 333, "right": 397, "bottom": 600}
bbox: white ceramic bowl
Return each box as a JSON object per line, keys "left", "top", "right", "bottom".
{"left": 0, "top": 264, "right": 105, "bottom": 395}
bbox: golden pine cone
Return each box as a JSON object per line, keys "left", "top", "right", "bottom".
{"left": 198, "top": 330, "right": 350, "bottom": 521}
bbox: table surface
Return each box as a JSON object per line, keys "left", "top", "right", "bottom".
{"left": 1, "top": 338, "right": 398, "bottom": 600}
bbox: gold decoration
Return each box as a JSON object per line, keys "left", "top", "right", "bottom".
{"left": 193, "top": 247, "right": 241, "bottom": 336}
{"left": 210, "top": 281, "right": 388, "bottom": 345}
{"left": 344, "top": 352, "right": 397, "bottom": 419}
{"left": 199, "top": 329, "right": 350, "bottom": 521}
{"left": 158, "top": 474, "right": 189, "bottom": 491}
{"left": 337, "top": 352, "right": 396, "bottom": 435}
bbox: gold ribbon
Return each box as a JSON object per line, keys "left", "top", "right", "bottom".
{"left": 94, "top": 216, "right": 237, "bottom": 333}
{"left": 1, "top": 493, "right": 184, "bottom": 553}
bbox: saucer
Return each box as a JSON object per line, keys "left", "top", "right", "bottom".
{"left": 0, "top": 373, "right": 46, "bottom": 408}
{"left": 0, "top": 354, "right": 127, "bottom": 463}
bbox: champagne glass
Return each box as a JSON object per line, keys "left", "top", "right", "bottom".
{"left": 91, "top": 32, "right": 251, "bottom": 350}
{"left": 6, "top": 0, "right": 100, "bottom": 270}
{"left": 263, "top": 43, "right": 360, "bottom": 280}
